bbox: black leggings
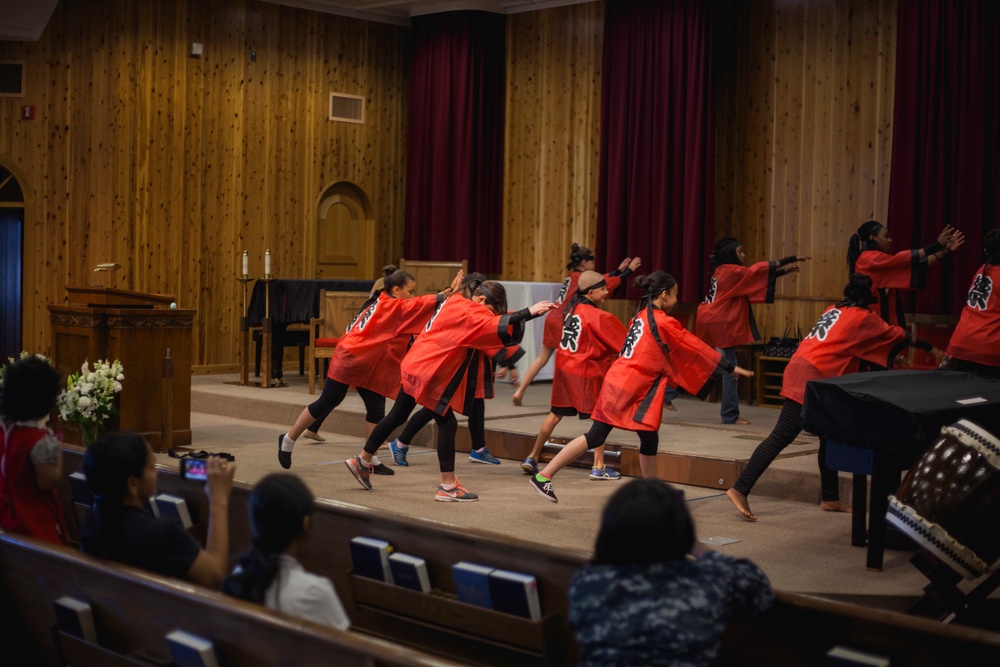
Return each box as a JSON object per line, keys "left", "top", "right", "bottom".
{"left": 732, "top": 398, "right": 840, "bottom": 501}
{"left": 399, "top": 398, "right": 486, "bottom": 449}
{"left": 307, "top": 379, "right": 385, "bottom": 433}
{"left": 583, "top": 420, "right": 660, "bottom": 456}
{"left": 364, "top": 389, "right": 458, "bottom": 473}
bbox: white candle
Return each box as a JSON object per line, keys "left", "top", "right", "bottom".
{"left": 242, "top": 251, "right": 248, "bottom": 277}
{"left": 265, "top": 249, "right": 271, "bottom": 276}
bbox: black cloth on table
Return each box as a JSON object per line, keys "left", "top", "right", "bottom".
{"left": 247, "top": 279, "right": 374, "bottom": 326}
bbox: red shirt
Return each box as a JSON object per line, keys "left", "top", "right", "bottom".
{"left": 592, "top": 306, "right": 727, "bottom": 431}
{"left": 0, "top": 422, "right": 68, "bottom": 546}
{"left": 946, "top": 264, "right": 1000, "bottom": 367}
{"left": 855, "top": 249, "right": 927, "bottom": 327}
{"left": 542, "top": 271, "right": 623, "bottom": 348}
{"left": 780, "top": 305, "right": 909, "bottom": 404}
{"left": 327, "top": 292, "right": 441, "bottom": 398}
{"left": 696, "top": 262, "right": 777, "bottom": 348}
{"left": 551, "top": 301, "right": 627, "bottom": 414}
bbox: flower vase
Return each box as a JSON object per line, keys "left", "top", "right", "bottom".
{"left": 79, "top": 421, "right": 102, "bottom": 448}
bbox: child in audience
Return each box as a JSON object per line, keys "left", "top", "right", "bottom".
{"left": 696, "top": 237, "right": 808, "bottom": 424}
{"left": 224, "top": 473, "right": 349, "bottom": 629}
{"left": 80, "top": 433, "right": 235, "bottom": 588}
{"left": 569, "top": 479, "right": 773, "bottom": 667}
{"left": 529, "top": 272, "right": 752, "bottom": 503}
{"left": 0, "top": 356, "right": 68, "bottom": 545}
{"left": 942, "top": 228, "right": 1000, "bottom": 378}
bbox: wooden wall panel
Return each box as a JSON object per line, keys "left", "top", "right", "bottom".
{"left": 0, "top": 0, "right": 408, "bottom": 366}
{"left": 503, "top": 2, "right": 604, "bottom": 282}
{"left": 716, "top": 0, "right": 897, "bottom": 339}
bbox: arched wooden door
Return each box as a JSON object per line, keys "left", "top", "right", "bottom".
{"left": 315, "top": 182, "right": 374, "bottom": 279}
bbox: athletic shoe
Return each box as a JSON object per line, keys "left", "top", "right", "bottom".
{"left": 435, "top": 480, "right": 479, "bottom": 502}
{"left": 529, "top": 474, "right": 558, "bottom": 503}
{"left": 345, "top": 456, "right": 372, "bottom": 490}
{"left": 469, "top": 447, "right": 500, "bottom": 465}
{"left": 521, "top": 457, "right": 538, "bottom": 475}
{"left": 372, "top": 463, "right": 395, "bottom": 476}
{"left": 389, "top": 439, "right": 409, "bottom": 467}
{"left": 278, "top": 434, "right": 291, "bottom": 469}
{"left": 590, "top": 466, "right": 621, "bottom": 480}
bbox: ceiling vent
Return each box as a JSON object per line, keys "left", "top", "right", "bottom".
{"left": 0, "top": 62, "right": 25, "bottom": 97}
{"left": 329, "top": 93, "right": 364, "bottom": 124}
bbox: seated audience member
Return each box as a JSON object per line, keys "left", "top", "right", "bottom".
{"left": 0, "top": 356, "right": 68, "bottom": 545}
{"left": 80, "top": 433, "right": 235, "bottom": 588}
{"left": 224, "top": 473, "right": 349, "bottom": 629}
{"left": 569, "top": 479, "right": 773, "bottom": 667}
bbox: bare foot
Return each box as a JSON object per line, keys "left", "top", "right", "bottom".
{"left": 726, "top": 488, "right": 758, "bottom": 521}
{"left": 302, "top": 430, "right": 325, "bottom": 442}
{"left": 664, "top": 403, "right": 677, "bottom": 412}
{"left": 512, "top": 392, "right": 523, "bottom": 406}
{"left": 734, "top": 418, "right": 751, "bottom": 425}
{"left": 820, "top": 500, "right": 852, "bottom": 514}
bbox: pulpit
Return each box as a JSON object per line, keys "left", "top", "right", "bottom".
{"left": 48, "top": 286, "right": 194, "bottom": 450}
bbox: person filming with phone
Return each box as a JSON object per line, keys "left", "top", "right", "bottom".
{"left": 80, "top": 433, "right": 236, "bottom": 589}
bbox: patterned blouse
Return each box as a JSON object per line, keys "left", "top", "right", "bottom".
{"left": 569, "top": 550, "right": 773, "bottom": 666}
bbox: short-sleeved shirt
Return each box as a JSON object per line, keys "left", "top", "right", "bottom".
{"left": 81, "top": 506, "right": 201, "bottom": 580}
{"left": 263, "top": 555, "right": 350, "bottom": 630}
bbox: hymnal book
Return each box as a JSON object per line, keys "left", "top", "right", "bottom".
{"left": 349, "top": 536, "right": 394, "bottom": 584}
{"left": 388, "top": 552, "right": 432, "bottom": 593}
{"left": 451, "top": 561, "right": 494, "bottom": 609}
{"left": 165, "top": 629, "right": 220, "bottom": 667}
{"left": 53, "top": 596, "right": 98, "bottom": 643}
{"left": 826, "top": 646, "right": 890, "bottom": 667}
{"left": 68, "top": 471, "right": 94, "bottom": 505}
{"left": 153, "top": 494, "right": 193, "bottom": 529}
{"left": 488, "top": 569, "right": 541, "bottom": 621}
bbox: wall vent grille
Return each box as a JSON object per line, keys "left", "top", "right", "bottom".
{"left": 0, "top": 62, "right": 25, "bottom": 97}
{"left": 329, "top": 93, "right": 364, "bottom": 124}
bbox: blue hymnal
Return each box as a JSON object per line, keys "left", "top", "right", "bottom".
{"left": 388, "top": 552, "right": 432, "bottom": 593}
{"left": 451, "top": 561, "right": 494, "bottom": 609}
{"left": 349, "top": 536, "right": 394, "bottom": 584}
{"left": 165, "top": 629, "right": 220, "bottom": 667}
{"left": 488, "top": 569, "right": 541, "bottom": 621}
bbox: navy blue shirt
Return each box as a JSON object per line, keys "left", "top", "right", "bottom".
{"left": 81, "top": 506, "right": 200, "bottom": 580}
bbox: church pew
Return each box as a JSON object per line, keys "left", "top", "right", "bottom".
{"left": 0, "top": 532, "right": 463, "bottom": 667}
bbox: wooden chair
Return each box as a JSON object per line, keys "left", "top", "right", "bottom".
{"left": 398, "top": 258, "right": 468, "bottom": 295}
{"left": 308, "top": 290, "right": 372, "bottom": 394}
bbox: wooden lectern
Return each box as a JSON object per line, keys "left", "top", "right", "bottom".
{"left": 48, "top": 286, "right": 194, "bottom": 450}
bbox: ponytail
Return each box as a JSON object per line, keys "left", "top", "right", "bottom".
{"left": 847, "top": 220, "right": 884, "bottom": 273}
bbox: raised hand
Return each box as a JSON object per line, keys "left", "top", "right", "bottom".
{"left": 618, "top": 257, "right": 632, "bottom": 272}
{"left": 529, "top": 300, "right": 559, "bottom": 316}
{"left": 628, "top": 256, "right": 642, "bottom": 271}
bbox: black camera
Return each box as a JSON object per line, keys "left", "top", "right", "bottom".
{"left": 180, "top": 458, "right": 208, "bottom": 481}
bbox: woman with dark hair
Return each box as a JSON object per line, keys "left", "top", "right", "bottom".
{"left": 529, "top": 272, "right": 752, "bottom": 503}
{"left": 0, "top": 356, "right": 67, "bottom": 545}
{"left": 942, "top": 229, "right": 1000, "bottom": 378}
{"left": 847, "top": 220, "right": 964, "bottom": 329}
{"left": 511, "top": 243, "right": 640, "bottom": 406}
{"left": 696, "top": 237, "right": 809, "bottom": 424}
{"left": 726, "top": 274, "right": 944, "bottom": 521}
{"left": 80, "top": 433, "right": 235, "bottom": 588}
{"left": 223, "top": 474, "right": 349, "bottom": 629}
{"left": 346, "top": 278, "right": 556, "bottom": 501}
{"left": 520, "top": 270, "right": 627, "bottom": 477}
{"left": 277, "top": 265, "right": 463, "bottom": 469}
{"left": 569, "top": 479, "right": 773, "bottom": 667}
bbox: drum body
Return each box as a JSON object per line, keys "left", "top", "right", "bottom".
{"left": 887, "top": 419, "right": 1000, "bottom": 579}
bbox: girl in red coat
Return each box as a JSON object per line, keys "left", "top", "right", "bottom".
{"left": 529, "top": 272, "right": 753, "bottom": 503}
{"left": 943, "top": 228, "right": 1000, "bottom": 379}
{"left": 521, "top": 271, "right": 628, "bottom": 478}
{"left": 0, "top": 356, "right": 68, "bottom": 545}
{"left": 277, "top": 265, "right": 462, "bottom": 469}
{"left": 346, "top": 279, "right": 555, "bottom": 501}
{"left": 726, "top": 274, "right": 944, "bottom": 521}
{"left": 695, "top": 237, "right": 809, "bottom": 425}
{"left": 847, "top": 221, "right": 964, "bottom": 328}
{"left": 511, "top": 243, "right": 640, "bottom": 406}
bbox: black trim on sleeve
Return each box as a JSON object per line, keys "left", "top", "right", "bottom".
{"left": 764, "top": 262, "right": 779, "bottom": 304}
{"left": 910, "top": 248, "right": 929, "bottom": 290}
{"left": 886, "top": 340, "right": 909, "bottom": 369}
{"left": 777, "top": 255, "right": 798, "bottom": 267}
{"left": 923, "top": 242, "right": 944, "bottom": 256}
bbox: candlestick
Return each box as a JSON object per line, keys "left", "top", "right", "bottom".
{"left": 265, "top": 249, "right": 271, "bottom": 277}
{"left": 242, "top": 250, "right": 248, "bottom": 277}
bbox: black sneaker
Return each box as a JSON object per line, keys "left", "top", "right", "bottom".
{"left": 372, "top": 463, "right": 395, "bottom": 475}
{"left": 278, "top": 434, "right": 291, "bottom": 469}
{"left": 529, "top": 474, "right": 558, "bottom": 503}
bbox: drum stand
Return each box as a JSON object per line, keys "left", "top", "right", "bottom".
{"left": 906, "top": 551, "right": 1000, "bottom": 624}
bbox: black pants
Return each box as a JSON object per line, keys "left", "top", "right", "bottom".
{"left": 306, "top": 379, "right": 385, "bottom": 433}
{"left": 398, "top": 398, "right": 486, "bottom": 449}
{"left": 583, "top": 420, "right": 659, "bottom": 456}
{"left": 364, "top": 389, "right": 458, "bottom": 473}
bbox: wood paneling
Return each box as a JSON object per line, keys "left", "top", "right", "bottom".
{"left": 0, "top": 0, "right": 407, "bottom": 365}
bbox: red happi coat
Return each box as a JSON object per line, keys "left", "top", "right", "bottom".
{"left": 0, "top": 422, "right": 69, "bottom": 545}
{"left": 327, "top": 292, "right": 442, "bottom": 398}
{"left": 551, "top": 300, "right": 627, "bottom": 414}
{"left": 695, "top": 262, "right": 778, "bottom": 348}
{"left": 946, "top": 264, "right": 1000, "bottom": 367}
{"left": 448, "top": 341, "right": 525, "bottom": 414}
{"left": 855, "top": 249, "right": 928, "bottom": 327}
{"left": 401, "top": 296, "right": 521, "bottom": 415}
{"left": 542, "top": 271, "right": 623, "bottom": 348}
{"left": 592, "top": 306, "right": 729, "bottom": 431}
{"left": 780, "top": 305, "right": 909, "bottom": 404}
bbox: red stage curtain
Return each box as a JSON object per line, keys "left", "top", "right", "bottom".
{"left": 596, "top": 0, "right": 715, "bottom": 302}
{"left": 888, "top": 0, "right": 1000, "bottom": 313}
{"left": 404, "top": 11, "right": 505, "bottom": 275}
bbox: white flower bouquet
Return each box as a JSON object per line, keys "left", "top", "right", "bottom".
{"left": 58, "top": 359, "right": 125, "bottom": 446}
